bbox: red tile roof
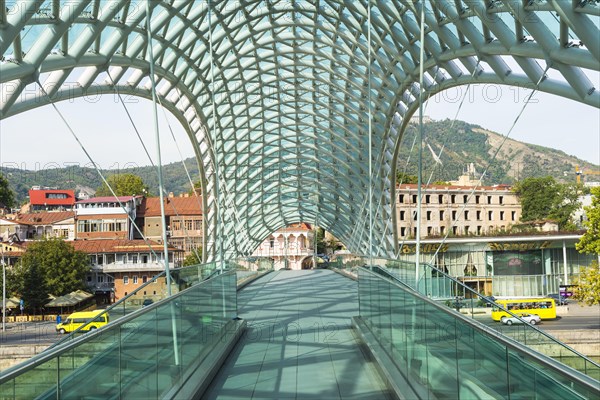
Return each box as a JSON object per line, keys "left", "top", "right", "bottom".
{"left": 28, "top": 189, "right": 75, "bottom": 206}
{"left": 139, "top": 196, "right": 202, "bottom": 217}
{"left": 277, "top": 223, "right": 312, "bottom": 232}
{"left": 70, "top": 239, "right": 180, "bottom": 254}
{"left": 15, "top": 211, "right": 75, "bottom": 225}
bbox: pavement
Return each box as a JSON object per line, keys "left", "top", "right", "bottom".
{"left": 561, "top": 301, "right": 600, "bottom": 317}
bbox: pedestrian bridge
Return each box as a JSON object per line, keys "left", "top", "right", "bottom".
{"left": 1, "top": 259, "right": 598, "bottom": 399}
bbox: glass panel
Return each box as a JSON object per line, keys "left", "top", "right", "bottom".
{"left": 0, "top": 272, "right": 238, "bottom": 399}
{"left": 357, "top": 264, "right": 599, "bottom": 397}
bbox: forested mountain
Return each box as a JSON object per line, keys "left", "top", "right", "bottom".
{"left": 397, "top": 119, "right": 598, "bottom": 185}
{"left": 2, "top": 119, "right": 598, "bottom": 204}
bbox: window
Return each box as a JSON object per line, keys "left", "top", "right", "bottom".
{"left": 86, "top": 275, "right": 92, "bottom": 283}
{"left": 133, "top": 276, "right": 138, "bottom": 284}
{"left": 464, "top": 226, "right": 470, "bottom": 235}
{"left": 464, "top": 211, "right": 469, "bottom": 220}
{"left": 426, "top": 211, "right": 432, "bottom": 221}
{"left": 487, "top": 196, "right": 492, "bottom": 204}
{"left": 427, "top": 226, "right": 433, "bottom": 236}
{"left": 476, "top": 211, "right": 482, "bottom": 221}
{"left": 400, "top": 227, "right": 406, "bottom": 236}
{"left": 511, "top": 211, "right": 517, "bottom": 221}
{"left": 463, "top": 195, "right": 468, "bottom": 204}
{"left": 46, "top": 193, "right": 68, "bottom": 199}
{"left": 452, "top": 211, "right": 457, "bottom": 220}
{"left": 488, "top": 211, "right": 493, "bottom": 220}
{"left": 439, "top": 210, "right": 444, "bottom": 220}
{"left": 500, "top": 211, "right": 505, "bottom": 221}
{"left": 142, "top": 275, "right": 148, "bottom": 283}
{"left": 451, "top": 195, "right": 456, "bottom": 204}
{"left": 400, "top": 210, "right": 405, "bottom": 220}
{"left": 438, "top": 194, "right": 444, "bottom": 204}
{"left": 399, "top": 194, "right": 404, "bottom": 203}
{"left": 98, "top": 275, "right": 104, "bottom": 283}
{"left": 412, "top": 195, "right": 417, "bottom": 203}
{"left": 452, "top": 226, "right": 458, "bottom": 235}
{"left": 477, "top": 226, "right": 482, "bottom": 235}
{"left": 440, "top": 226, "right": 446, "bottom": 235}
{"left": 425, "top": 195, "right": 430, "bottom": 204}
{"left": 475, "top": 195, "right": 480, "bottom": 204}
{"left": 124, "top": 276, "right": 129, "bottom": 285}
{"left": 412, "top": 211, "right": 417, "bottom": 221}
{"left": 269, "top": 237, "right": 275, "bottom": 248}
{"left": 499, "top": 196, "right": 504, "bottom": 205}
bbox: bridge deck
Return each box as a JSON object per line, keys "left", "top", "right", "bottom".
{"left": 204, "top": 269, "right": 392, "bottom": 399}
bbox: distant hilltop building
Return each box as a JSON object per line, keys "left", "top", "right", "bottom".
{"left": 449, "top": 163, "right": 481, "bottom": 187}
{"left": 408, "top": 115, "right": 433, "bottom": 124}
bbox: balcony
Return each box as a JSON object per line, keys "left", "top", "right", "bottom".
{"left": 91, "top": 262, "right": 171, "bottom": 273}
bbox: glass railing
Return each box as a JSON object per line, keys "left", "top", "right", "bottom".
{"left": 330, "top": 255, "right": 600, "bottom": 379}
{"left": 358, "top": 267, "right": 600, "bottom": 399}
{"left": 45, "top": 261, "right": 223, "bottom": 350}
{"left": 229, "top": 256, "right": 275, "bottom": 286}
{"left": 0, "top": 271, "right": 238, "bottom": 399}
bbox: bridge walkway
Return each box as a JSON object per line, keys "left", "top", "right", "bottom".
{"left": 204, "top": 269, "right": 393, "bottom": 399}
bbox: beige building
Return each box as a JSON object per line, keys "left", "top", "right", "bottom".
{"left": 252, "top": 223, "right": 315, "bottom": 270}
{"left": 396, "top": 183, "right": 521, "bottom": 239}
{"left": 138, "top": 195, "right": 203, "bottom": 257}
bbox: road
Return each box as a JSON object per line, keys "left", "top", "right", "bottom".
{"left": 0, "top": 321, "right": 62, "bottom": 346}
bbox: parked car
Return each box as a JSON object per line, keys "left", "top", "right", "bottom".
{"left": 501, "top": 313, "right": 541, "bottom": 326}
{"left": 142, "top": 299, "right": 154, "bottom": 308}
{"left": 547, "top": 293, "right": 568, "bottom": 306}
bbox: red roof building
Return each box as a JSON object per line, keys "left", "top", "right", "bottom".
{"left": 28, "top": 189, "right": 75, "bottom": 211}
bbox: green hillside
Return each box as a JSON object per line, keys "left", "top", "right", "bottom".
{"left": 2, "top": 119, "right": 598, "bottom": 204}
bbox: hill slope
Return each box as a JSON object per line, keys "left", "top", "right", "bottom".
{"left": 2, "top": 119, "right": 598, "bottom": 204}
{"left": 397, "top": 119, "right": 598, "bottom": 185}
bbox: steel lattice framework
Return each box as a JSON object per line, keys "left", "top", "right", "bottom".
{"left": 1, "top": 1, "right": 599, "bottom": 260}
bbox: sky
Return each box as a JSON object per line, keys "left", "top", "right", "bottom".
{"left": 0, "top": 83, "right": 599, "bottom": 177}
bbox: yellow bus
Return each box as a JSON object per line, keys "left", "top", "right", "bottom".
{"left": 491, "top": 298, "right": 556, "bottom": 321}
{"left": 56, "top": 310, "right": 109, "bottom": 334}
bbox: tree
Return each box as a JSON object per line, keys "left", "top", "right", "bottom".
{"left": 396, "top": 172, "right": 418, "bottom": 184}
{"left": 19, "top": 261, "right": 49, "bottom": 314}
{"left": 573, "top": 261, "right": 600, "bottom": 306}
{"left": 576, "top": 186, "right": 600, "bottom": 255}
{"left": 513, "top": 176, "right": 580, "bottom": 230}
{"left": 182, "top": 248, "right": 203, "bottom": 266}
{"left": 188, "top": 180, "right": 203, "bottom": 195}
{"left": 16, "top": 238, "right": 90, "bottom": 297}
{"left": 95, "top": 173, "right": 149, "bottom": 197}
{"left": 0, "top": 173, "right": 15, "bottom": 208}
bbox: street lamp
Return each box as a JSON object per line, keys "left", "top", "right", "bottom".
{"left": 2, "top": 237, "right": 13, "bottom": 332}
{"left": 2, "top": 243, "right": 6, "bottom": 333}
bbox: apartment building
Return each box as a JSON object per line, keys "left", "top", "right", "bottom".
{"left": 396, "top": 183, "right": 521, "bottom": 239}
{"left": 138, "top": 195, "right": 203, "bottom": 257}
{"left": 72, "top": 239, "right": 182, "bottom": 303}
{"left": 75, "top": 196, "right": 142, "bottom": 240}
